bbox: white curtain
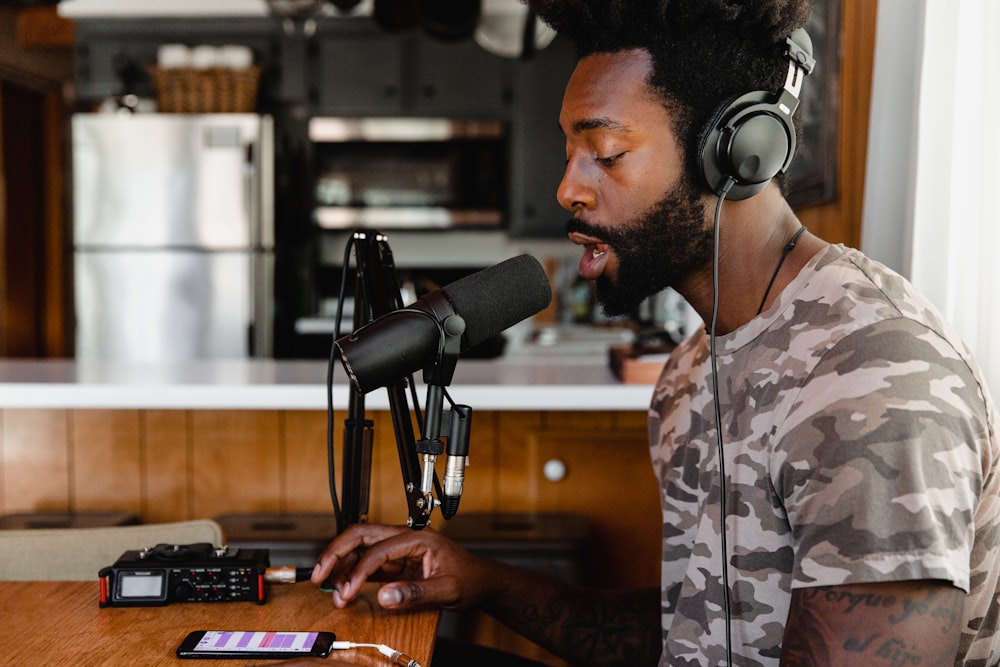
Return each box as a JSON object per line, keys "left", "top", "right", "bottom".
{"left": 862, "top": 0, "right": 1000, "bottom": 396}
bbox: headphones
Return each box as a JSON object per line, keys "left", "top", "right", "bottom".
{"left": 698, "top": 28, "right": 816, "bottom": 200}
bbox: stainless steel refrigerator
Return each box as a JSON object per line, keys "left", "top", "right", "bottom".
{"left": 72, "top": 113, "right": 274, "bottom": 361}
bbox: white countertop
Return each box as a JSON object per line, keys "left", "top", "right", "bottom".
{"left": 0, "top": 351, "right": 656, "bottom": 411}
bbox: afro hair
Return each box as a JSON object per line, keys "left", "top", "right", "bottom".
{"left": 527, "top": 0, "right": 813, "bottom": 189}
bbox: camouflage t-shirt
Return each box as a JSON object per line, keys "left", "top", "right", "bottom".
{"left": 649, "top": 244, "right": 1000, "bottom": 666}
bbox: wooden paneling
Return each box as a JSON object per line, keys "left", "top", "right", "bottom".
{"left": 496, "top": 412, "right": 660, "bottom": 590}
{"left": 190, "top": 410, "right": 283, "bottom": 518}
{"left": 70, "top": 410, "right": 142, "bottom": 514}
{"left": 493, "top": 410, "right": 544, "bottom": 509}
{"left": 143, "top": 410, "right": 192, "bottom": 522}
{"left": 1, "top": 409, "right": 70, "bottom": 512}
{"left": 281, "top": 410, "right": 333, "bottom": 513}
{"left": 453, "top": 409, "right": 499, "bottom": 514}
{"left": 368, "top": 410, "right": 415, "bottom": 525}
{"left": 0, "top": 408, "right": 656, "bottom": 536}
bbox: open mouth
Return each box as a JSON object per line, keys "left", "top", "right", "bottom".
{"left": 568, "top": 231, "right": 609, "bottom": 281}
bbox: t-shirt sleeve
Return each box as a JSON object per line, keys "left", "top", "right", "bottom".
{"left": 774, "top": 317, "right": 992, "bottom": 593}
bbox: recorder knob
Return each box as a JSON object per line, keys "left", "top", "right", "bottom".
{"left": 174, "top": 582, "right": 194, "bottom": 601}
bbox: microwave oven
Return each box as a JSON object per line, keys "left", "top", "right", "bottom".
{"left": 308, "top": 117, "right": 507, "bottom": 230}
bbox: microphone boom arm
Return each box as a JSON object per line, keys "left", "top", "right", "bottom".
{"left": 336, "top": 231, "right": 472, "bottom": 532}
{"left": 338, "top": 232, "right": 430, "bottom": 531}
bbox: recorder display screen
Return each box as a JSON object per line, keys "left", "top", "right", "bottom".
{"left": 118, "top": 573, "right": 164, "bottom": 598}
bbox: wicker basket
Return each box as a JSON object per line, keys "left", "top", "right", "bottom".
{"left": 149, "top": 65, "right": 261, "bottom": 113}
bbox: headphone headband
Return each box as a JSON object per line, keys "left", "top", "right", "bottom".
{"left": 697, "top": 27, "right": 815, "bottom": 200}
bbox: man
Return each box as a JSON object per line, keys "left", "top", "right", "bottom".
{"left": 312, "top": 1, "right": 1000, "bottom": 665}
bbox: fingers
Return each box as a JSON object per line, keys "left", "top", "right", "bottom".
{"left": 311, "top": 523, "right": 406, "bottom": 585}
{"left": 332, "top": 530, "right": 429, "bottom": 603}
{"left": 309, "top": 524, "right": 472, "bottom": 610}
{"left": 312, "top": 524, "right": 424, "bottom": 607}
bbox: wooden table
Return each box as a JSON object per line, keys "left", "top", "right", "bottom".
{"left": 0, "top": 580, "right": 439, "bottom": 666}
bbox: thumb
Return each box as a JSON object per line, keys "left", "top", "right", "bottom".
{"left": 377, "top": 582, "right": 423, "bottom": 608}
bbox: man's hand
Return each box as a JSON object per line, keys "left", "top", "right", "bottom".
{"left": 311, "top": 523, "right": 662, "bottom": 666}
{"left": 311, "top": 523, "right": 494, "bottom": 611}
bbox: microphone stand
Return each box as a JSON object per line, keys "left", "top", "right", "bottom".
{"left": 337, "top": 231, "right": 470, "bottom": 532}
{"left": 339, "top": 233, "right": 388, "bottom": 526}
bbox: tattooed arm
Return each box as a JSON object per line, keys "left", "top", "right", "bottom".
{"left": 478, "top": 561, "right": 662, "bottom": 666}
{"left": 780, "top": 580, "right": 965, "bottom": 666}
{"left": 311, "top": 523, "right": 663, "bottom": 667}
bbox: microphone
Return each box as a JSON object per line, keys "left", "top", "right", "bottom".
{"left": 335, "top": 254, "right": 552, "bottom": 394}
{"left": 336, "top": 254, "right": 551, "bottom": 522}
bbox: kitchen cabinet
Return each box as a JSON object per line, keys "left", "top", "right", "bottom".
{"left": 0, "top": 407, "right": 660, "bottom": 571}
{"left": 311, "top": 19, "right": 511, "bottom": 116}
{"left": 493, "top": 410, "right": 661, "bottom": 589}
{"left": 307, "top": 24, "right": 573, "bottom": 245}
{"left": 411, "top": 37, "right": 511, "bottom": 115}
{"left": 312, "top": 24, "right": 405, "bottom": 115}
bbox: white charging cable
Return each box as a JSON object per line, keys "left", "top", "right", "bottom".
{"left": 330, "top": 640, "right": 422, "bottom": 667}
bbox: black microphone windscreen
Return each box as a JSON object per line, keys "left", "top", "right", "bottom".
{"left": 441, "top": 254, "right": 552, "bottom": 350}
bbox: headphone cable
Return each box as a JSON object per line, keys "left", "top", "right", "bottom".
{"left": 710, "top": 177, "right": 735, "bottom": 667}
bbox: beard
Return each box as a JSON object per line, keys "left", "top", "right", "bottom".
{"left": 567, "top": 173, "right": 714, "bottom": 317}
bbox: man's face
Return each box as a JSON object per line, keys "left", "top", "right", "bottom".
{"left": 558, "top": 49, "right": 714, "bottom": 316}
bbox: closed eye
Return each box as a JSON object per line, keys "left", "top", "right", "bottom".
{"left": 597, "top": 153, "right": 625, "bottom": 167}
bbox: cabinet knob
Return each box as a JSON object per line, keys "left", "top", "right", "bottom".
{"left": 543, "top": 458, "right": 567, "bottom": 482}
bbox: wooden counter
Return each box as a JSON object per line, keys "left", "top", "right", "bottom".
{"left": 0, "top": 580, "right": 438, "bottom": 667}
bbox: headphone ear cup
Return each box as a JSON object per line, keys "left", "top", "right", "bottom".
{"left": 698, "top": 91, "right": 795, "bottom": 201}
{"left": 697, "top": 95, "right": 741, "bottom": 195}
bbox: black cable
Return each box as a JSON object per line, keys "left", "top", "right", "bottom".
{"left": 710, "top": 177, "right": 735, "bottom": 667}
{"left": 756, "top": 225, "right": 806, "bottom": 316}
{"left": 325, "top": 234, "right": 359, "bottom": 531}
{"left": 325, "top": 233, "right": 446, "bottom": 528}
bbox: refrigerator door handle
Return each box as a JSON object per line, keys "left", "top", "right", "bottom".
{"left": 245, "top": 140, "right": 259, "bottom": 248}
{"left": 254, "top": 116, "right": 275, "bottom": 250}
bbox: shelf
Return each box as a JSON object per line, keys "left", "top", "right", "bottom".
{"left": 313, "top": 206, "right": 503, "bottom": 230}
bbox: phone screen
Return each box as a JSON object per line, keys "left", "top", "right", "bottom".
{"left": 177, "top": 630, "right": 335, "bottom": 659}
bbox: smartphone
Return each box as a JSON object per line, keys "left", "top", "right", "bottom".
{"left": 176, "top": 630, "right": 336, "bottom": 659}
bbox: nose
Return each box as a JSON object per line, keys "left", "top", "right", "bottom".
{"left": 556, "top": 157, "right": 597, "bottom": 212}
